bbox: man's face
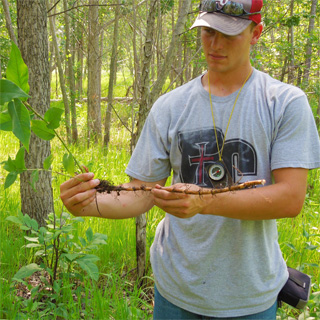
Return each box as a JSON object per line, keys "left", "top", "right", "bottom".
{"left": 201, "top": 24, "right": 260, "bottom": 74}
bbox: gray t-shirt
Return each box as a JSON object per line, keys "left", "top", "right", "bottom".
{"left": 125, "top": 69, "right": 320, "bottom": 317}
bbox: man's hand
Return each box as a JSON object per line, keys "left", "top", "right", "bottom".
{"left": 151, "top": 183, "right": 204, "bottom": 219}
{"left": 60, "top": 172, "right": 100, "bottom": 216}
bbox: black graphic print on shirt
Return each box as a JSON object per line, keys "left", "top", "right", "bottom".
{"left": 178, "top": 128, "right": 257, "bottom": 188}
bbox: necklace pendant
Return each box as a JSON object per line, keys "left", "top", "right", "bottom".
{"left": 208, "top": 161, "right": 226, "bottom": 181}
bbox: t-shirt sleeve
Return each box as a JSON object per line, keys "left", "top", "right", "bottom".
{"left": 125, "top": 105, "right": 172, "bottom": 182}
{"left": 271, "top": 94, "right": 320, "bottom": 170}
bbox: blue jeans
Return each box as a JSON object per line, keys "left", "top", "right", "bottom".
{"left": 153, "top": 286, "right": 277, "bottom": 320}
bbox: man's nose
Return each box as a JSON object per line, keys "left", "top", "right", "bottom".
{"left": 210, "top": 33, "right": 224, "bottom": 49}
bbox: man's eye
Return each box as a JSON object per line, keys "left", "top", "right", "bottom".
{"left": 204, "top": 28, "right": 215, "bottom": 34}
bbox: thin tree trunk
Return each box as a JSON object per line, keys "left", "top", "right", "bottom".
{"left": 150, "top": 0, "right": 192, "bottom": 105}
{"left": 302, "top": 0, "right": 317, "bottom": 87}
{"left": 134, "top": 0, "right": 158, "bottom": 286}
{"left": 2, "top": 0, "right": 18, "bottom": 45}
{"left": 17, "top": 0, "right": 54, "bottom": 227}
{"left": 132, "top": 0, "right": 157, "bottom": 147}
{"left": 64, "top": 0, "right": 78, "bottom": 143}
{"left": 87, "top": 0, "right": 101, "bottom": 145}
{"left": 192, "top": 27, "right": 202, "bottom": 79}
{"left": 48, "top": 7, "right": 72, "bottom": 144}
{"left": 76, "top": 26, "right": 84, "bottom": 100}
{"left": 134, "top": 0, "right": 192, "bottom": 286}
{"left": 287, "top": 0, "right": 295, "bottom": 84}
{"left": 104, "top": 0, "right": 120, "bottom": 149}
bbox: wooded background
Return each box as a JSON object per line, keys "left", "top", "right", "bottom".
{"left": 1, "top": 0, "right": 319, "bottom": 281}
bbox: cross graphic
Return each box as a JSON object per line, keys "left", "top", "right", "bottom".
{"left": 188, "top": 142, "right": 216, "bottom": 186}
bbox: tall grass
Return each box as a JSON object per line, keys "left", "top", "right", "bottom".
{"left": 0, "top": 115, "right": 319, "bottom": 319}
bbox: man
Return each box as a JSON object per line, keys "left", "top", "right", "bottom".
{"left": 60, "top": 0, "right": 320, "bottom": 318}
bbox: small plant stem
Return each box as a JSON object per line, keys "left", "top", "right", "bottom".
{"left": 23, "top": 101, "right": 84, "bottom": 173}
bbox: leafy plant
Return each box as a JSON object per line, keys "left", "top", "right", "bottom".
{"left": 7, "top": 211, "right": 107, "bottom": 284}
{"left": 6, "top": 211, "right": 107, "bottom": 318}
{"left": 0, "top": 41, "right": 83, "bottom": 189}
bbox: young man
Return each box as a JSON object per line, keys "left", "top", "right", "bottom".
{"left": 60, "top": 0, "right": 320, "bottom": 318}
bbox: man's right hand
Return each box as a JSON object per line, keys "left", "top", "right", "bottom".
{"left": 60, "top": 172, "right": 100, "bottom": 216}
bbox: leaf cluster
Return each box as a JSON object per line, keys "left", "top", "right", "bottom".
{"left": 0, "top": 42, "right": 82, "bottom": 189}
{"left": 6, "top": 211, "right": 107, "bottom": 318}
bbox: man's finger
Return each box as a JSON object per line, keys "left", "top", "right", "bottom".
{"left": 61, "top": 172, "right": 95, "bottom": 190}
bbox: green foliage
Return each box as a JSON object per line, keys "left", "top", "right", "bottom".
{"left": 5, "top": 211, "right": 108, "bottom": 318}
{"left": 0, "top": 42, "right": 81, "bottom": 189}
{"left": 8, "top": 99, "right": 31, "bottom": 150}
{"left": 1, "top": 146, "right": 26, "bottom": 188}
{"left": 6, "top": 41, "right": 30, "bottom": 96}
{"left": 0, "top": 79, "right": 30, "bottom": 105}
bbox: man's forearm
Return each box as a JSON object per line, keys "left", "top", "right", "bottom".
{"left": 81, "top": 188, "right": 155, "bottom": 219}
{"left": 60, "top": 173, "right": 167, "bottom": 219}
{"left": 200, "top": 168, "right": 308, "bottom": 220}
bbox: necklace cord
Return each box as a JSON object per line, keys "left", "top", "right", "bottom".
{"left": 208, "top": 70, "right": 252, "bottom": 161}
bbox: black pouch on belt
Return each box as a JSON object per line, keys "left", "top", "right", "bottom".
{"left": 278, "top": 267, "right": 311, "bottom": 309}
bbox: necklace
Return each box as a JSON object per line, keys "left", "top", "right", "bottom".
{"left": 207, "top": 70, "right": 252, "bottom": 182}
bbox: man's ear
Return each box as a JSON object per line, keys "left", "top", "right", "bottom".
{"left": 250, "top": 23, "right": 263, "bottom": 45}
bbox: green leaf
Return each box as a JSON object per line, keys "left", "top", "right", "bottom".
{"left": 79, "top": 237, "right": 87, "bottom": 247}
{"left": 31, "top": 119, "right": 55, "bottom": 140}
{"left": 6, "top": 41, "right": 30, "bottom": 96}
{"left": 44, "top": 107, "right": 64, "bottom": 130}
{"left": 15, "top": 146, "right": 26, "bottom": 171}
{"left": 63, "top": 153, "right": 75, "bottom": 176}
{"left": 30, "top": 169, "right": 39, "bottom": 191}
{"left": 24, "top": 243, "right": 42, "bottom": 248}
{"left": 76, "top": 255, "right": 100, "bottom": 281}
{"left": 2, "top": 148, "right": 26, "bottom": 174}
{"left": 20, "top": 225, "right": 31, "bottom": 231}
{"left": 4, "top": 171, "right": 18, "bottom": 189}
{"left": 0, "top": 109, "right": 12, "bottom": 131}
{"left": 285, "top": 243, "right": 298, "bottom": 252}
{"left": 53, "top": 280, "right": 61, "bottom": 294}
{"left": 8, "top": 99, "right": 30, "bottom": 151}
{"left": 12, "top": 263, "right": 42, "bottom": 281}
{"left": 43, "top": 154, "right": 53, "bottom": 170}
{"left": 304, "top": 244, "right": 318, "bottom": 251}
{"left": 24, "top": 236, "right": 39, "bottom": 242}
{"left": 0, "top": 79, "right": 30, "bottom": 105}
{"left": 6, "top": 216, "right": 23, "bottom": 225}
{"left": 2, "top": 156, "right": 16, "bottom": 172}
{"left": 86, "top": 227, "right": 94, "bottom": 242}
{"left": 63, "top": 253, "right": 82, "bottom": 262}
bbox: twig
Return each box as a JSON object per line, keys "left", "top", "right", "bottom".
{"left": 96, "top": 180, "right": 266, "bottom": 195}
{"left": 23, "top": 101, "right": 84, "bottom": 173}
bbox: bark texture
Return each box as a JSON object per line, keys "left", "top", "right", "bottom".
{"left": 17, "top": 0, "right": 54, "bottom": 226}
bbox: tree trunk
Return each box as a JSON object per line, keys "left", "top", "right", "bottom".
{"left": 132, "top": 0, "right": 140, "bottom": 106}
{"left": 134, "top": 0, "right": 158, "bottom": 286}
{"left": 17, "top": 0, "right": 54, "bottom": 227}
{"left": 48, "top": 7, "right": 72, "bottom": 144}
{"left": 87, "top": 0, "right": 101, "bottom": 145}
{"left": 134, "top": 0, "right": 192, "bottom": 286}
{"left": 63, "top": 0, "right": 78, "bottom": 143}
{"left": 302, "top": 0, "right": 317, "bottom": 87}
{"left": 76, "top": 25, "right": 84, "bottom": 100}
{"left": 150, "top": 0, "right": 192, "bottom": 106}
{"left": 2, "top": 0, "right": 18, "bottom": 45}
{"left": 287, "top": 0, "right": 295, "bottom": 84}
{"left": 192, "top": 27, "right": 202, "bottom": 79}
{"left": 104, "top": 0, "right": 120, "bottom": 149}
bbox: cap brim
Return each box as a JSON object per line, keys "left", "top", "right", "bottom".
{"left": 190, "top": 12, "right": 252, "bottom": 36}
